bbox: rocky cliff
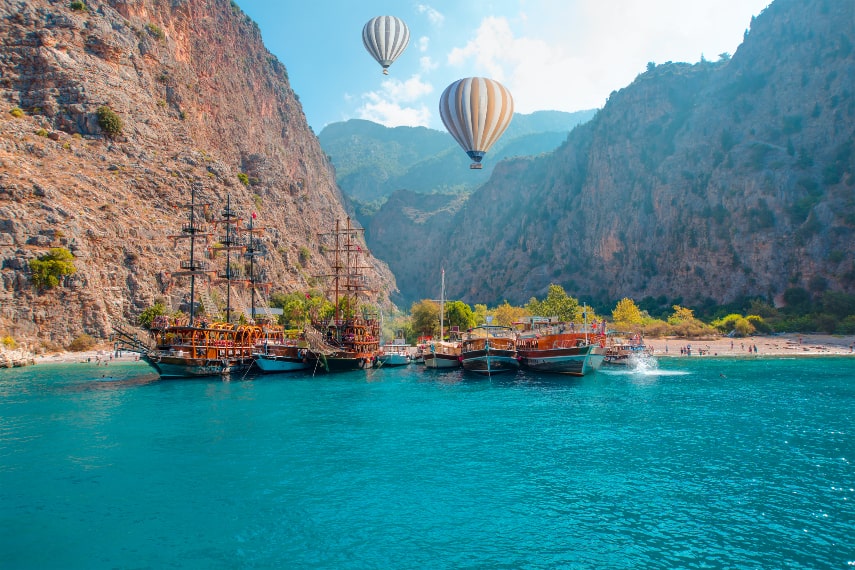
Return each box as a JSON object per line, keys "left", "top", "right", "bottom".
{"left": 0, "top": 0, "right": 395, "bottom": 348}
{"left": 369, "top": 0, "right": 855, "bottom": 310}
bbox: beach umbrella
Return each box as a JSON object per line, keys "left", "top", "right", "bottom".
{"left": 362, "top": 16, "right": 410, "bottom": 75}
{"left": 439, "top": 77, "right": 514, "bottom": 169}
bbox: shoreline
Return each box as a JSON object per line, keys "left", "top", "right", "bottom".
{"left": 12, "top": 332, "right": 855, "bottom": 367}
{"left": 30, "top": 348, "right": 144, "bottom": 366}
{"left": 644, "top": 333, "right": 855, "bottom": 358}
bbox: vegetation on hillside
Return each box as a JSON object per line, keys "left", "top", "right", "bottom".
{"left": 28, "top": 248, "right": 76, "bottom": 289}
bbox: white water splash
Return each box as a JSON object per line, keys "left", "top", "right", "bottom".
{"left": 600, "top": 356, "right": 691, "bottom": 378}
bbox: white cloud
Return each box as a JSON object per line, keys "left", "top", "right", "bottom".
{"left": 357, "top": 101, "right": 432, "bottom": 127}
{"left": 420, "top": 56, "right": 439, "bottom": 73}
{"left": 416, "top": 4, "right": 444, "bottom": 26}
{"left": 446, "top": 16, "right": 584, "bottom": 111}
{"left": 418, "top": 36, "right": 429, "bottom": 52}
{"left": 356, "top": 75, "right": 435, "bottom": 127}
{"left": 441, "top": 0, "right": 769, "bottom": 114}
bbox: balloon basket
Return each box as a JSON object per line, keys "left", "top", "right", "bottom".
{"left": 469, "top": 163, "right": 483, "bottom": 170}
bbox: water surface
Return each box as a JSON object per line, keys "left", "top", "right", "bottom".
{"left": 1, "top": 357, "right": 853, "bottom": 568}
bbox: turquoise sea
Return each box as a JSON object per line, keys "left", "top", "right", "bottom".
{"left": 1, "top": 357, "right": 853, "bottom": 569}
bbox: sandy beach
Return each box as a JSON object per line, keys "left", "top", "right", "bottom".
{"left": 30, "top": 348, "right": 144, "bottom": 366}
{"left": 645, "top": 333, "right": 855, "bottom": 357}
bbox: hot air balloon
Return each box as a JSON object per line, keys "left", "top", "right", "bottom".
{"left": 362, "top": 16, "right": 410, "bottom": 75}
{"left": 438, "top": 77, "right": 514, "bottom": 169}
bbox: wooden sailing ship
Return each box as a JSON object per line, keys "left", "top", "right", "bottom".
{"left": 142, "top": 187, "right": 265, "bottom": 379}
{"left": 303, "top": 217, "right": 380, "bottom": 372}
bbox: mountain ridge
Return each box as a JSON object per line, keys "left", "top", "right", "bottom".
{"left": 361, "top": 0, "right": 854, "bottom": 309}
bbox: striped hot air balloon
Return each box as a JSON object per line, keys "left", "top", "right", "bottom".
{"left": 362, "top": 16, "right": 410, "bottom": 75}
{"left": 439, "top": 77, "right": 514, "bottom": 169}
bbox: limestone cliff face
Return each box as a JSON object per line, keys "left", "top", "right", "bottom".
{"left": 371, "top": 0, "right": 854, "bottom": 309}
{"left": 0, "top": 0, "right": 394, "bottom": 347}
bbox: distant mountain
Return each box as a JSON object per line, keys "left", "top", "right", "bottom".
{"left": 367, "top": 0, "right": 855, "bottom": 310}
{"left": 318, "top": 110, "right": 597, "bottom": 203}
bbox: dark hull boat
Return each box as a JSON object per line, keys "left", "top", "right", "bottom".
{"left": 514, "top": 315, "right": 607, "bottom": 376}
{"left": 460, "top": 325, "right": 519, "bottom": 375}
{"left": 517, "top": 340, "right": 605, "bottom": 376}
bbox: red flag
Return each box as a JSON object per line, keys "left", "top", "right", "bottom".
{"left": 252, "top": 212, "right": 257, "bottom": 219}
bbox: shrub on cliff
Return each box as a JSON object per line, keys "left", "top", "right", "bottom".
{"left": 29, "top": 247, "right": 76, "bottom": 289}
{"left": 68, "top": 334, "right": 96, "bottom": 352}
{"left": 298, "top": 246, "right": 311, "bottom": 266}
{"left": 96, "top": 105, "right": 123, "bottom": 138}
{"left": 145, "top": 23, "right": 165, "bottom": 40}
{"left": 9, "top": 107, "right": 24, "bottom": 118}
{"left": 69, "top": 1, "right": 87, "bottom": 11}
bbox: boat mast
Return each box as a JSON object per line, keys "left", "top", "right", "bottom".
{"left": 214, "top": 195, "right": 242, "bottom": 324}
{"left": 334, "top": 218, "right": 341, "bottom": 321}
{"left": 440, "top": 267, "right": 445, "bottom": 341}
{"left": 243, "top": 212, "right": 266, "bottom": 321}
{"left": 210, "top": 205, "right": 266, "bottom": 324}
{"left": 169, "top": 183, "right": 211, "bottom": 327}
{"left": 317, "top": 217, "right": 373, "bottom": 324}
{"left": 188, "top": 186, "right": 198, "bottom": 326}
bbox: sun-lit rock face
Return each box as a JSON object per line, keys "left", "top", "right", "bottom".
{"left": 0, "top": 0, "right": 394, "bottom": 346}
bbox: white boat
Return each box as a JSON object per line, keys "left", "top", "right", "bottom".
{"left": 376, "top": 331, "right": 412, "bottom": 367}
{"left": 604, "top": 332, "right": 654, "bottom": 365}
{"left": 423, "top": 337, "right": 462, "bottom": 369}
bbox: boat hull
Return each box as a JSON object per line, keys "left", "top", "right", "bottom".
{"left": 306, "top": 352, "right": 373, "bottom": 372}
{"left": 376, "top": 353, "right": 410, "bottom": 367}
{"left": 253, "top": 352, "right": 310, "bottom": 373}
{"left": 460, "top": 350, "right": 519, "bottom": 375}
{"left": 518, "top": 345, "right": 605, "bottom": 376}
{"left": 146, "top": 354, "right": 252, "bottom": 379}
{"left": 423, "top": 353, "right": 460, "bottom": 369}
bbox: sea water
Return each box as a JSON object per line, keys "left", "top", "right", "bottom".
{"left": 1, "top": 357, "right": 853, "bottom": 569}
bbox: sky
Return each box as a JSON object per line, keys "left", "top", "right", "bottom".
{"left": 235, "top": 0, "right": 771, "bottom": 133}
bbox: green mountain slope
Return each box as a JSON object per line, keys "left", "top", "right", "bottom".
{"left": 319, "top": 110, "right": 596, "bottom": 202}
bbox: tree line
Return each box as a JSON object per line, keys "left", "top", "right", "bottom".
{"left": 135, "top": 283, "right": 855, "bottom": 343}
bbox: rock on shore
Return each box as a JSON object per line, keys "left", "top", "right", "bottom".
{"left": 0, "top": 348, "right": 36, "bottom": 367}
